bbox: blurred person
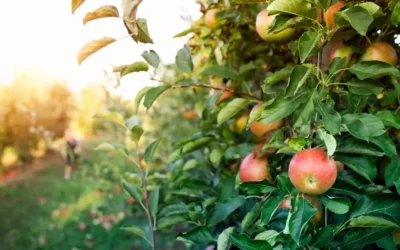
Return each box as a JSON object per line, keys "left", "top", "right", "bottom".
{"left": 64, "top": 128, "right": 80, "bottom": 181}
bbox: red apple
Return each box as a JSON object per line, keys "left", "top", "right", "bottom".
{"left": 205, "top": 9, "right": 221, "bottom": 29}
{"left": 360, "top": 42, "right": 398, "bottom": 66}
{"left": 325, "top": 1, "right": 346, "bottom": 30}
{"left": 209, "top": 84, "right": 234, "bottom": 105}
{"left": 328, "top": 41, "right": 354, "bottom": 66}
{"left": 250, "top": 103, "right": 283, "bottom": 137}
{"left": 288, "top": 148, "right": 337, "bottom": 195}
{"left": 279, "top": 195, "right": 324, "bottom": 227}
{"left": 239, "top": 152, "right": 271, "bottom": 182}
{"left": 256, "top": 9, "right": 294, "bottom": 42}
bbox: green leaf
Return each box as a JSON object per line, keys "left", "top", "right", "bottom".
{"left": 269, "top": 15, "right": 305, "bottom": 35}
{"left": 158, "top": 202, "right": 189, "bottom": 217}
{"left": 335, "top": 138, "right": 384, "bottom": 157}
{"left": 121, "top": 225, "right": 151, "bottom": 245}
{"left": 298, "top": 31, "right": 321, "bottom": 63}
{"left": 130, "top": 18, "right": 154, "bottom": 44}
{"left": 148, "top": 186, "right": 160, "bottom": 217}
{"left": 169, "top": 136, "right": 214, "bottom": 162}
{"left": 130, "top": 125, "right": 144, "bottom": 142}
{"left": 350, "top": 215, "right": 399, "bottom": 228}
{"left": 293, "top": 89, "right": 318, "bottom": 127}
{"left": 338, "top": 227, "right": 394, "bottom": 250}
{"left": 370, "top": 133, "right": 397, "bottom": 157}
{"left": 377, "top": 234, "right": 398, "bottom": 250}
{"left": 335, "top": 6, "right": 373, "bottom": 36}
{"left": 219, "top": 175, "right": 237, "bottom": 202}
{"left": 338, "top": 169, "right": 371, "bottom": 188}
{"left": 288, "top": 138, "right": 306, "bottom": 152}
{"left": 240, "top": 180, "right": 277, "bottom": 195}
{"left": 334, "top": 153, "right": 376, "bottom": 182}
{"left": 384, "top": 156, "right": 400, "bottom": 186}
{"left": 340, "top": 79, "right": 384, "bottom": 96}
{"left": 141, "top": 50, "right": 160, "bottom": 68}
{"left": 375, "top": 110, "right": 400, "bottom": 129}
{"left": 308, "top": 225, "right": 335, "bottom": 248}
{"left": 321, "top": 196, "right": 351, "bottom": 214}
{"left": 229, "top": 234, "right": 272, "bottom": 250}
{"left": 94, "top": 143, "right": 127, "bottom": 155}
{"left": 259, "top": 92, "right": 308, "bottom": 124}
{"left": 200, "top": 65, "right": 241, "bottom": 80}
{"left": 210, "top": 148, "right": 224, "bottom": 167}
{"left": 317, "top": 129, "right": 337, "bottom": 157}
{"left": 175, "top": 45, "right": 193, "bottom": 73}
{"left": 242, "top": 202, "right": 263, "bottom": 232}
{"left": 177, "top": 227, "right": 215, "bottom": 245}
{"left": 358, "top": 2, "right": 384, "bottom": 18}
{"left": 391, "top": 1, "right": 400, "bottom": 25}
{"left": 217, "top": 227, "right": 235, "bottom": 250}
{"left": 288, "top": 197, "right": 317, "bottom": 245}
{"left": 173, "top": 28, "right": 195, "bottom": 38}
{"left": 144, "top": 139, "right": 161, "bottom": 164}
{"left": 286, "top": 65, "right": 314, "bottom": 97}
{"left": 207, "top": 196, "right": 246, "bottom": 227}
{"left": 316, "top": 101, "right": 341, "bottom": 135}
{"left": 156, "top": 216, "right": 187, "bottom": 229}
{"left": 277, "top": 175, "right": 296, "bottom": 194}
{"left": 267, "top": 0, "right": 318, "bottom": 21}
{"left": 349, "top": 61, "right": 400, "bottom": 80}
{"left": 217, "top": 98, "right": 250, "bottom": 126}
{"left": 350, "top": 194, "right": 400, "bottom": 223}
{"left": 263, "top": 66, "right": 294, "bottom": 87}
{"left": 261, "top": 196, "right": 285, "bottom": 224}
{"left": 254, "top": 230, "right": 280, "bottom": 245}
{"left": 120, "top": 61, "right": 149, "bottom": 77}
{"left": 224, "top": 143, "right": 253, "bottom": 161}
{"left": 328, "top": 57, "right": 347, "bottom": 77}
{"left": 342, "top": 113, "right": 386, "bottom": 141}
{"left": 143, "top": 84, "right": 171, "bottom": 110}
{"left": 122, "top": 178, "right": 143, "bottom": 204}
{"left": 134, "top": 86, "right": 151, "bottom": 113}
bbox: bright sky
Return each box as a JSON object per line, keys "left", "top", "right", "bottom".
{"left": 0, "top": 0, "right": 201, "bottom": 99}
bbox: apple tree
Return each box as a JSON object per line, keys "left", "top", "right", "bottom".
{"left": 73, "top": 0, "right": 400, "bottom": 249}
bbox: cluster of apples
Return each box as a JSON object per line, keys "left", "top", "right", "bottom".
{"left": 205, "top": 2, "right": 398, "bottom": 67}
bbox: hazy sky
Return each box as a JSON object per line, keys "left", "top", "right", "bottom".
{"left": 0, "top": 0, "right": 201, "bottom": 99}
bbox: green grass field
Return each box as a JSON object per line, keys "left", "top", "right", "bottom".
{"left": 0, "top": 141, "right": 182, "bottom": 250}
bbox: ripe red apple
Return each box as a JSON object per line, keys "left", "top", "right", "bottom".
{"left": 239, "top": 152, "right": 271, "bottom": 182}
{"left": 328, "top": 41, "right": 354, "bottom": 66}
{"left": 325, "top": 1, "right": 346, "bottom": 30}
{"left": 288, "top": 148, "right": 337, "bottom": 195}
{"left": 256, "top": 9, "right": 294, "bottom": 42}
{"left": 279, "top": 195, "right": 324, "bottom": 227}
{"left": 205, "top": 9, "right": 221, "bottom": 29}
{"left": 209, "top": 84, "right": 234, "bottom": 105}
{"left": 250, "top": 103, "right": 283, "bottom": 137}
{"left": 335, "top": 161, "right": 344, "bottom": 172}
{"left": 360, "top": 42, "right": 398, "bottom": 66}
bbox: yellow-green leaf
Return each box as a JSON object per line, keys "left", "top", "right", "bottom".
{"left": 83, "top": 5, "right": 119, "bottom": 25}
{"left": 93, "top": 110, "right": 125, "bottom": 127}
{"left": 71, "top": 0, "right": 85, "bottom": 14}
{"left": 77, "top": 37, "right": 116, "bottom": 65}
{"left": 121, "top": 62, "right": 149, "bottom": 77}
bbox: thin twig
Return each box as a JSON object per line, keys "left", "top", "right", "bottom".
{"left": 370, "top": 184, "right": 394, "bottom": 194}
{"left": 135, "top": 142, "right": 156, "bottom": 250}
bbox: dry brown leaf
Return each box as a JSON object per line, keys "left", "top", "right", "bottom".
{"left": 77, "top": 37, "right": 116, "bottom": 65}
{"left": 71, "top": 0, "right": 85, "bottom": 14}
{"left": 83, "top": 5, "right": 120, "bottom": 25}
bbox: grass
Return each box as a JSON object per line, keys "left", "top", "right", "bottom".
{"left": 0, "top": 140, "right": 181, "bottom": 250}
